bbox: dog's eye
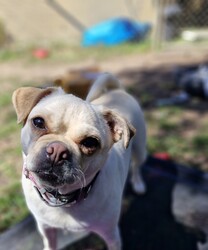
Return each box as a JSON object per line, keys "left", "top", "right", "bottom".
{"left": 81, "top": 137, "right": 100, "bottom": 148}
{"left": 32, "top": 117, "right": 46, "bottom": 130}
{"left": 80, "top": 137, "right": 100, "bottom": 155}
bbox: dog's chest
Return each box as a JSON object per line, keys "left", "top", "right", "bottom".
{"left": 22, "top": 176, "right": 114, "bottom": 232}
{"left": 22, "top": 178, "right": 90, "bottom": 231}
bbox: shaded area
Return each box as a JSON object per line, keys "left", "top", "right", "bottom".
{"left": 118, "top": 62, "right": 208, "bottom": 113}
{"left": 121, "top": 157, "right": 200, "bottom": 250}
{"left": 67, "top": 157, "right": 204, "bottom": 250}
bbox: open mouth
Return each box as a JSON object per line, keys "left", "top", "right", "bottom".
{"left": 23, "top": 164, "right": 99, "bottom": 207}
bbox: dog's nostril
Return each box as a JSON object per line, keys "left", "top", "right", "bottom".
{"left": 46, "top": 142, "right": 70, "bottom": 165}
{"left": 46, "top": 146, "right": 54, "bottom": 155}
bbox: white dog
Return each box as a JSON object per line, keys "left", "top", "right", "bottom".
{"left": 12, "top": 73, "right": 147, "bottom": 250}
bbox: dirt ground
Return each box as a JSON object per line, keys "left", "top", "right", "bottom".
{"left": 2, "top": 49, "right": 208, "bottom": 81}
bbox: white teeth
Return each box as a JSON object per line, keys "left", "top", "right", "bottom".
{"left": 39, "top": 188, "right": 47, "bottom": 194}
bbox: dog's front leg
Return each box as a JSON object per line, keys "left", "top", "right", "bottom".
{"left": 37, "top": 223, "right": 57, "bottom": 250}
{"left": 97, "top": 226, "right": 122, "bottom": 250}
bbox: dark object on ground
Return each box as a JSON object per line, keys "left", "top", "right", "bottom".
{"left": 156, "top": 91, "right": 190, "bottom": 106}
{"left": 174, "top": 65, "right": 208, "bottom": 100}
{"left": 156, "top": 65, "right": 208, "bottom": 107}
{"left": 1, "top": 156, "right": 208, "bottom": 250}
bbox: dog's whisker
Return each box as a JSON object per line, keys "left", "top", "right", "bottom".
{"left": 76, "top": 175, "right": 84, "bottom": 189}
{"left": 74, "top": 168, "right": 86, "bottom": 188}
{"left": 72, "top": 173, "right": 76, "bottom": 182}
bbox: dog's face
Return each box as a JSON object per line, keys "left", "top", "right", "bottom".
{"left": 12, "top": 87, "right": 135, "bottom": 194}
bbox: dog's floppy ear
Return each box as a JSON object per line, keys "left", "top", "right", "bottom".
{"left": 12, "top": 87, "right": 58, "bottom": 124}
{"left": 102, "top": 109, "right": 136, "bottom": 148}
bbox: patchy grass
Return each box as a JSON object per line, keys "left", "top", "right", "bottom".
{"left": 0, "top": 154, "right": 27, "bottom": 232}
{"left": 0, "top": 145, "right": 27, "bottom": 232}
{"left": 0, "top": 182, "right": 28, "bottom": 232}
{"left": 146, "top": 105, "right": 208, "bottom": 169}
{"left": 0, "top": 77, "right": 32, "bottom": 232}
{"left": 192, "top": 134, "right": 208, "bottom": 152}
{"left": 0, "top": 122, "right": 19, "bottom": 139}
{"left": 0, "top": 49, "right": 24, "bottom": 62}
{"left": 0, "top": 41, "right": 151, "bottom": 64}
{"left": 0, "top": 93, "right": 12, "bottom": 107}
{"left": 47, "top": 41, "right": 151, "bottom": 63}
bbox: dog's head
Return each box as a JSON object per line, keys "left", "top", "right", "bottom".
{"left": 12, "top": 87, "right": 135, "bottom": 194}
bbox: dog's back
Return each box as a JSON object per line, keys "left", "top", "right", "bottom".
{"left": 88, "top": 73, "right": 147, "bottom": 194}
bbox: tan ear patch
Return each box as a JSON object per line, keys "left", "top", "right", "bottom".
{"left": 103, "top": 110, "right": 136, "bottom": 149}
{"left": 12, "top": 87, "right": 57, "bottom": 124}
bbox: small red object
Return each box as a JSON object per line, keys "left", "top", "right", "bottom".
{"left": 33, "top": 48, "right": 49, "bottom": 59}
{"left": 153, "top": 152, "right": 171, "bottom": 161}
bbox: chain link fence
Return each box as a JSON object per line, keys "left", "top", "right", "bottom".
{"left": 152, "top": 0, "right": 208, "bottom": 49}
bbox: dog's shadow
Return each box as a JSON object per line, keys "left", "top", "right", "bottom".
{"left": 67, "top": 156, "right": 204, "bottom": 250}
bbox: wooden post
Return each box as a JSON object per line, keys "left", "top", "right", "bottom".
{"left": 152, "top": 0, "right": 167, "bottom": 50}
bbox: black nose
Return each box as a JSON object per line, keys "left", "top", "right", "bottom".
{"left": 46, "top": 142, "right": 70, "bottom": 165}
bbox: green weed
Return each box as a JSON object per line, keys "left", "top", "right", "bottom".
{"left": 0, "top": 121, "right": 19, "bottom": 139}
{"left": 0, "top": 182, "right": 28, "bottom": 232}
{"left": 0, "top": 93, "right": 12, "bottom": 107}
{"left": 192, "top": 134, "right": 208, "bottom": 151}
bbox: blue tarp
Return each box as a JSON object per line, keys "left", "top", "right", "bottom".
{"left": 82, "top": 17, "right": 151, "bottom": 47}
